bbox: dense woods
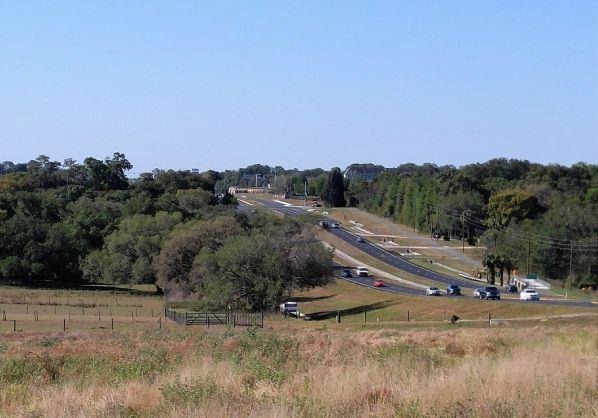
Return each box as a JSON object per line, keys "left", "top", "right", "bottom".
{"left": 356, "top": 160, "right": 598, "bottom": 289}
{"left": 0, "top": 154, "right": 332, "bottom": 309}
{"left": 1, "top": 155, "right": 596, "bottom": 295}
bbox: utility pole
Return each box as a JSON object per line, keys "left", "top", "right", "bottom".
{"left": 569, "top": 240, "right": 573, "bottom": 295}
{"left": 436, "top": 206, "right": 440, "bottom": 241}
{"left": 461, "top": 212, "right": 465, "bottom": 253}
{"left": 304, "top": 180, "right": 307, "bottom": 206}
{"left": 526, "top": 235, "right": 531, "bottom": 278}
{"left": 427, "top": 204, "right": 432, "bottom": 237}
{"left": 413, "top": 202, "right": 416, "bottom": 233}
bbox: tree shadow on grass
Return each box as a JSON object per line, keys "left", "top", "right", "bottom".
{"left": 290, "top": 295, "right": 335, "bottom": 303}
{"left": 2, "top": 281, "right": 158, "bottom": 296}
{"left": 305, "top": 300, "right": 398, "bottom": 321}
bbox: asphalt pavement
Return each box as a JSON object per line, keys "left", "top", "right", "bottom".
{"left": 242, "top": 200, "right": 595, "bottom": 308}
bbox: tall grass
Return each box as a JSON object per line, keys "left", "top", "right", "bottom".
{"left": 0, "top": 322, "right": 596, "bottom": 417}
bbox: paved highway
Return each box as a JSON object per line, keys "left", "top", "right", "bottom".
{"left": 242, "top": 199, "right": 595, "bottom": 308}
{"left": 257, "top": 199, "right": 478, "bottom": 289}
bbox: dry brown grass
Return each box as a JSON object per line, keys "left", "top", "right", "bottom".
{"left": 0, "top": 319, "right": 596, "bottom": 417}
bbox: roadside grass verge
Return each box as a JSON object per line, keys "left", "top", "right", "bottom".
{"left": 283, "top": 280, "right": 598, "bottom": 324}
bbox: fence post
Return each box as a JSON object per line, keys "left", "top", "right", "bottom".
{"left": 54, "top": 306, "right": 57, "bottom": 315}
{"left": 364, "top": 308, "right": 367, "bottom": 323}
{"left": 407, "top": 310, "right": 410, "bottom": 322}
{"left": 207, "top": 315, "right": 210, "bottom": 329}
{"left": 26, "top": 305, "right": 29, "bottom": 315}
{"left": 98, "top": 310, "right": 101, "bottom": 322}
{"left": 159, "top": 317, "right": 162, "bottom": 330}
{"left": 131, "top": 312, "right": 134, "bottom": 323}
{"left": 111, "top": 318, "right": 114, "bottom": 330}
{"left": 443, "top": 309, "right": 445, "bottom": 321}
{"left": 261, "top": 309, "right": 264, "bottom": 327}
{"left": 233, "top": 314, "right": 236, "bottom": 328}
{"left": 13, "top": 320, "right": 16, "bottom": 332}
{"left": 63, "top": 318, "right": 66, "bottom": 332}
{"left": 488, "top": 313, "right": 491, "bottom": 326}
{"left": 336, "top": 310, "right": 341, "bottom": 323}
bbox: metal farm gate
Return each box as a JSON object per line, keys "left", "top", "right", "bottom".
{"left": 165, "top": 308, "right": 263, "bottom": 328}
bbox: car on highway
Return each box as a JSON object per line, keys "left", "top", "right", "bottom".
{"left": 373, "top": 280, "right": 386, "bottom": 287}
{"left": 425, "top": 287, "right": 442, "bottom": 296}
{"left": 504, "top": 284, "right": 518, "bottom": 293}
{"left": 520, "top": 288, "right": 540, "bottom": 301}
{"left": 330, "top": 222, "right": 340, "bottom": 228}
{"left": 311, "top": 203, "right": 321, "bottom": 207}
{"left": 319, "top": 220, "right": 329, "bottom": 228}
{"left": 474, "top": 286, "right": 500, "bottom": 300}
{"left": 340, "top": 269, "right": 352, "bottom": 278}
{"left": 446, "top": 285, "right": 462, "bottom": 296}
{"left": 355, "top": 267, "right": 369, "bottom": 277}
{"left": 356, "top": 236, "right": 366, "bottom": 243}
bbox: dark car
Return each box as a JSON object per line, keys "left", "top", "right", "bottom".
{"left": 356, "top": 236, "right": 366, "bottom": 243}
{"left": 319, "top": 220, "right": 329, "bottom": 228}
{"left": 446, "top": 285, "right": 462, "bottom": 296}
{"left": 504, "top": 284, "right": 518, "bottom": 293}
{"left": 482, "top": 286, "right": 500, "bottom": 300}
{"left": 340, "top": 269, "right": 352, "bottom": 278}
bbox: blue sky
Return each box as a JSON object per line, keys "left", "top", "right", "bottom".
{"left": 1, "top": 1, "right": 596, "bottom": 173}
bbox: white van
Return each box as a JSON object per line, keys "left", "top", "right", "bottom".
{"left": 279, "top": 301, "right": 298, "bottom": 314}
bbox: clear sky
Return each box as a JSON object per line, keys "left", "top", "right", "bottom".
{"left": 1, "top": 1, "right": 597, "bottom": 173}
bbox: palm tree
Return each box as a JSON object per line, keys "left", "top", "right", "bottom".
{"left": 482, "top": 254, "right": 497, "bottom": 284}
{"left": 495, "top": 255, "right": 505, "bottom": 287}
{"left": 503, "top": 257, "right": 515, "bottom": 284}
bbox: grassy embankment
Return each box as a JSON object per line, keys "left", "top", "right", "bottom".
{"left": 0, "top": 316, "right": 596, "bottom": 417}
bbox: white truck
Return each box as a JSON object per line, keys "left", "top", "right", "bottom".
{"left": 355, "top": 267, "right": 369, "bottom": 277}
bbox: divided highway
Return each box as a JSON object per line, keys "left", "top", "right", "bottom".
{"left": 257, "top": 199, "right": 478, "bottom": 289}
{"left": 242, "top": 199, "right": 595, "bottom": 308}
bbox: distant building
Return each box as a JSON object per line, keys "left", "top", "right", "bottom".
{"left": 343, "top": 164, "right": 385, "bottom": 181}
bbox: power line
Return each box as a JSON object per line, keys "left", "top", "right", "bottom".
{"left": 388, "top": 191, "right": 598, "bottom": 252}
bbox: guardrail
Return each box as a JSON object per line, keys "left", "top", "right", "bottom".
{"left": 164, "top": 308, "right": 263, "bottom": 327}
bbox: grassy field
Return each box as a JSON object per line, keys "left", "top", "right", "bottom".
{"left": 0, "top": 283, "right": 597, "bottom": 417}
{"left": 0, "top": 285, "right": 167, "bottom": 334}
{"left": 0, "top": 316, "right": 596, "bottom": 417}
{"left": 288, "top": 280, "right": 597, "bottom": 323}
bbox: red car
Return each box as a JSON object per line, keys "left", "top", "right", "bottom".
{"left": 373, "top": 280, "right": 385, "bottom": 287}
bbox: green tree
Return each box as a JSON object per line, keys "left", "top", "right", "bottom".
{"left": 320, "top": 168, "right": 346, "bottom": 207}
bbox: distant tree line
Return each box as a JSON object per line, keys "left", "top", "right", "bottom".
{"left": 357, "top": 159, "right": 597, "bottom": 289}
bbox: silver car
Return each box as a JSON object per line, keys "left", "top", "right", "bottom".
{"left": 425, "top": 287, "right": 441, "bottom": 296}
